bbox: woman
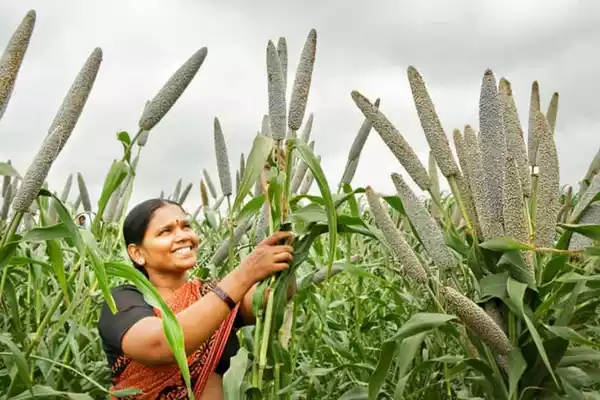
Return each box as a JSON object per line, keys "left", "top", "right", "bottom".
{"left": 98, "top": 198, "right": 295, "bottom": 399}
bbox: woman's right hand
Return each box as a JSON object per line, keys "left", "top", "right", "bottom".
{"left": 239, "top": 231, "right": 294, "bottom": 284}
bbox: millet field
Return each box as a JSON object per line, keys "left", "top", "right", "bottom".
{"left": 0, "top": 8, "right": 599, "bottom": 400}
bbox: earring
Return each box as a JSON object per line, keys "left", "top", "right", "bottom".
{"left": 138, "top": 258, "right": 145, "bottom": 265}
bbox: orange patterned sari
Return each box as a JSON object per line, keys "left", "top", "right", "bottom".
{"left": 109, "top": 279, "right": 240, "bottom": 399}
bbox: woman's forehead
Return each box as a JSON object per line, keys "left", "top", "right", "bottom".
{"left": 149, "top": 204, "right": 187, "bottom": 226}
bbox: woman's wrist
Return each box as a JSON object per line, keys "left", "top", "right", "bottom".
{"left": 216, "top": 267, "right": 255, "bottom": 304}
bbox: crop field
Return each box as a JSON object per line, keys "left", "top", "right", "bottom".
{"left": 0, "top": 8, "right": 599, "bottom": 400}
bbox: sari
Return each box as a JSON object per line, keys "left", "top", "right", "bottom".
{"left": 108, "top": 278, "right": 240, "bottom": 399}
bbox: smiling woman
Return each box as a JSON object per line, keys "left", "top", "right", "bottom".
{"left": 97, "top": 198, "right": 295, "bottom": 399}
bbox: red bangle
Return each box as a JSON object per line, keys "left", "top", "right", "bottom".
{"left": 212, "top": 286, "right": 236, "bottom": 310}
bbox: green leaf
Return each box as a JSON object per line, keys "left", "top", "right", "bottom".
{"left": 339, "top": 387, "right": 368, "bottom": 400}
{"left": 288, "top": 138, "right": 337, "bottom": 276}
{"left": 47, "top": 239, "right": 69, "bottom": 304}
{"left": 386, "top": 313, "right": 457, "bottom": 343}
{"left": 382, "top": 195, "right": 405, "bottom": 216}
{"left": 368, "top": 340, "right": 395, "bottom": 400}
{"left": 117, "top": 130, "right": 131, "bottom": 145}
{"left": 105, "top": 261, "right": 194, "bottom": 399}
{"left": 497, "top": 251, "right": 537, "bottom": 290}
{"left": 0, "top": 333, "right": 32, "bottom": 389}
{"left": 21, "top": 223, "right": 71, "bottom": 242}
{"left": 10, "top": 384, "right": 95, "bottom": 399}
{"left": 479, "top": 272, "right": 509, "bottom": 301}
{"left": 223, "top": 347, "right": 249, "bottom": 400}
{"left": 507, "top": 278, "right": 559, "bottom": 386}
{"left": 48, "top": 195, "right": 84, "bottom": 251}
{"left": 545, "top": 325, "right": 599, "bottom": 348}
{"left": 584, "top": 246, "right": 600, "bottom": 256}
{"left": 342, "top": 184, "right": 360, "bottom": 217}
{"left": 508, "top": 347, "right": 526, "bottom": 399}
{"left": 94, "top": 160, "right": 128, "bottom": 232}
{"left": 287, "top": 203, "right": 327, "bottom": 224}
{"left": 80, "top": 230, "right": 115, "bottom": 314}
{"left": 559, "top": 223, "right": 600, "bottom": 241}
{"left": 233, "top": 133, "right": 274, "bottom": 211}
{"left": 369, "top": 313, "right": 456, "bottom": 400}
{"left": 0, "top": 162, "right": 21, "bottom": 178}
{"left": 110, "top": 388, "right": 143, "bottom": 397}
{"left": 479, "top": 236, "right": 534, "bottom": 252}
{"left": 235, "top": 194, "right": 264, "bottom": 224}
{"left": 393, "top": 333, "right": 427, "bottom": 399}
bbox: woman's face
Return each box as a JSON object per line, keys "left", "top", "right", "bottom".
{"left": 134, "top": 203, "right": 199, "bottom": 273}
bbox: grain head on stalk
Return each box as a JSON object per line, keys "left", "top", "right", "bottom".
{"left": 499, "top": 78, "right": 531, "bottom": 198}
{"left": 200, "top": 179, "right": 209, "bottom": 207}
{"left": 502, "top": 155, "right": 533, "bottom": 273}
{"left": 202, "top": 168, "right": 217, "bottom": 199}
{"left": 60, "top": 173, "right": 73, "bottom": 202}
{"left": 462, "top": 125, "right": 489, "bottom": 235}
{"left": 407, "top": 66, "right": 460, "bottom": 177}
{"left": 138, "top": 47, "right": 207, "bottom": 132}
{"left": 300, "top": 112, "right": 314, "bottom": 143}
{"left": 300, "top": 155, "right": 318, "bottom": 195}
{"left": 0, "top": 9, "right": 36, "bottom": 122}
{"left": 1, "top": 183, "right": 12, "bottom": 221}
{"left": 478, "top": 69, "right": 506, "bottom": 239}
{"left": 533, "top": 111, "right": 560, "bottom": 249}
{"left": 290, "top": 140, "right": 314, "bottom": 193}
{"left": 266, "top": 41, "right": 286, "bottom": 141}
{"left": 261, "top": 114, "right": 272, "bottom": 137}
{"left": 527, "top": 81, "right": 541, "bottom": 167}
{"left": 391, "top": 172, "right": 455, "bottom": 272}
{"left": 546, "top": 92, "right": 559, "bottom": 135}
{"left": 48, "top": 47, "right": 103, "bottom": 153}
{"left": 213, "top": 117, "right": 232, "bottom": 197}
{"left": 11, "top": 126, "right": 64, "bottom": 213}
{"left": 210, "top": 219, "right": 252, "bottom": 266}
{"left": 364, "top": 186, "right": 429, "bottom": 284}
{"left": 427, "top": 152, "right": 442, "bottom": 220}
{"left": 288, "top": 29, "right": 317, "bottom": 132}
{"left": 569, "top": 203, "right": 600, "bottom": 251}
{"left": 77, "top": 172, "right": 92, "bottom": 212}
{"left": 451, "top": 127, "right": 481, "bottom": 234}
{"left": 346, "top": 98, "right": 379, "bottom": 167}
{"left": 569, "top": 173, "right": 600, "bottom": 224}
{"left": 239, "top": 152, "right": 245, "bottom": 180}
{"left": 452, "top": 129, "right": 471, "bottom": 193}
{"left": 440, "top": 285, "right": 512, "bottom": 356}
{"left": 136, "top": 101, "right": 151, "bottom": 146}
{"left": 172, "top": 178, "right": 182, "bottom": 201}
{"left": 277, "top": 37, "right": 288, "bottom": 91}
{"left": 2, "top": 164, "right": 12, "bottom": 198}
{"left": 340, "top": 157, "right": 359, "bottom": 186}
{"left": 178, "top": 182, "right": 193, "bottom": 205}
{"left": 351, "top": 91, "right": 431, "bottom": 191}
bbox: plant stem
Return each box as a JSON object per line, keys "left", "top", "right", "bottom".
{"left": 226, "top": 195, "right": 235, "bottom": 273}
{"left": 447, "top": 175, "right": 475, "bottom": 238}
{"left": 257, "top": 283, "right": 275, "bottom": 388}
{"left": 0, "top": 211, "right": 23, "bottom": 305}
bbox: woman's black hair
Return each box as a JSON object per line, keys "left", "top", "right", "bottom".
{"left": 123, "top": 198, "right": 184, "bottom": 279}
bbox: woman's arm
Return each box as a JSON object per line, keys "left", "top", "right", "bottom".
{"left": 121, "top": 267, "right": 254, "bottom": 365}
{"left": 119, "top": 231, "right": 294, "bottom": 366}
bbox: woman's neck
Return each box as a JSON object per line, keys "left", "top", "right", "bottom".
{"left": 149, "top": 271, "right": 189, "bottom": 297}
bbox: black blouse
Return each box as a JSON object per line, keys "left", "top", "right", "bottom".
{"left": 97, "top": 284, "right": 241, "bottom": 376}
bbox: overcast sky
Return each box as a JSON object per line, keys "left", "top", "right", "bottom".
{"left": 1, "top": 0, "right": 599, "bottom": 216}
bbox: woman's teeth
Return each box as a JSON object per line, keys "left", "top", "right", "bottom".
{"left": 174, "top": 246, "right": 192, "bottom": 255}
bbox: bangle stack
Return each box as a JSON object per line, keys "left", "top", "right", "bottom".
{"left": 212, "top": 286, "right": 236, "bottom": 310}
